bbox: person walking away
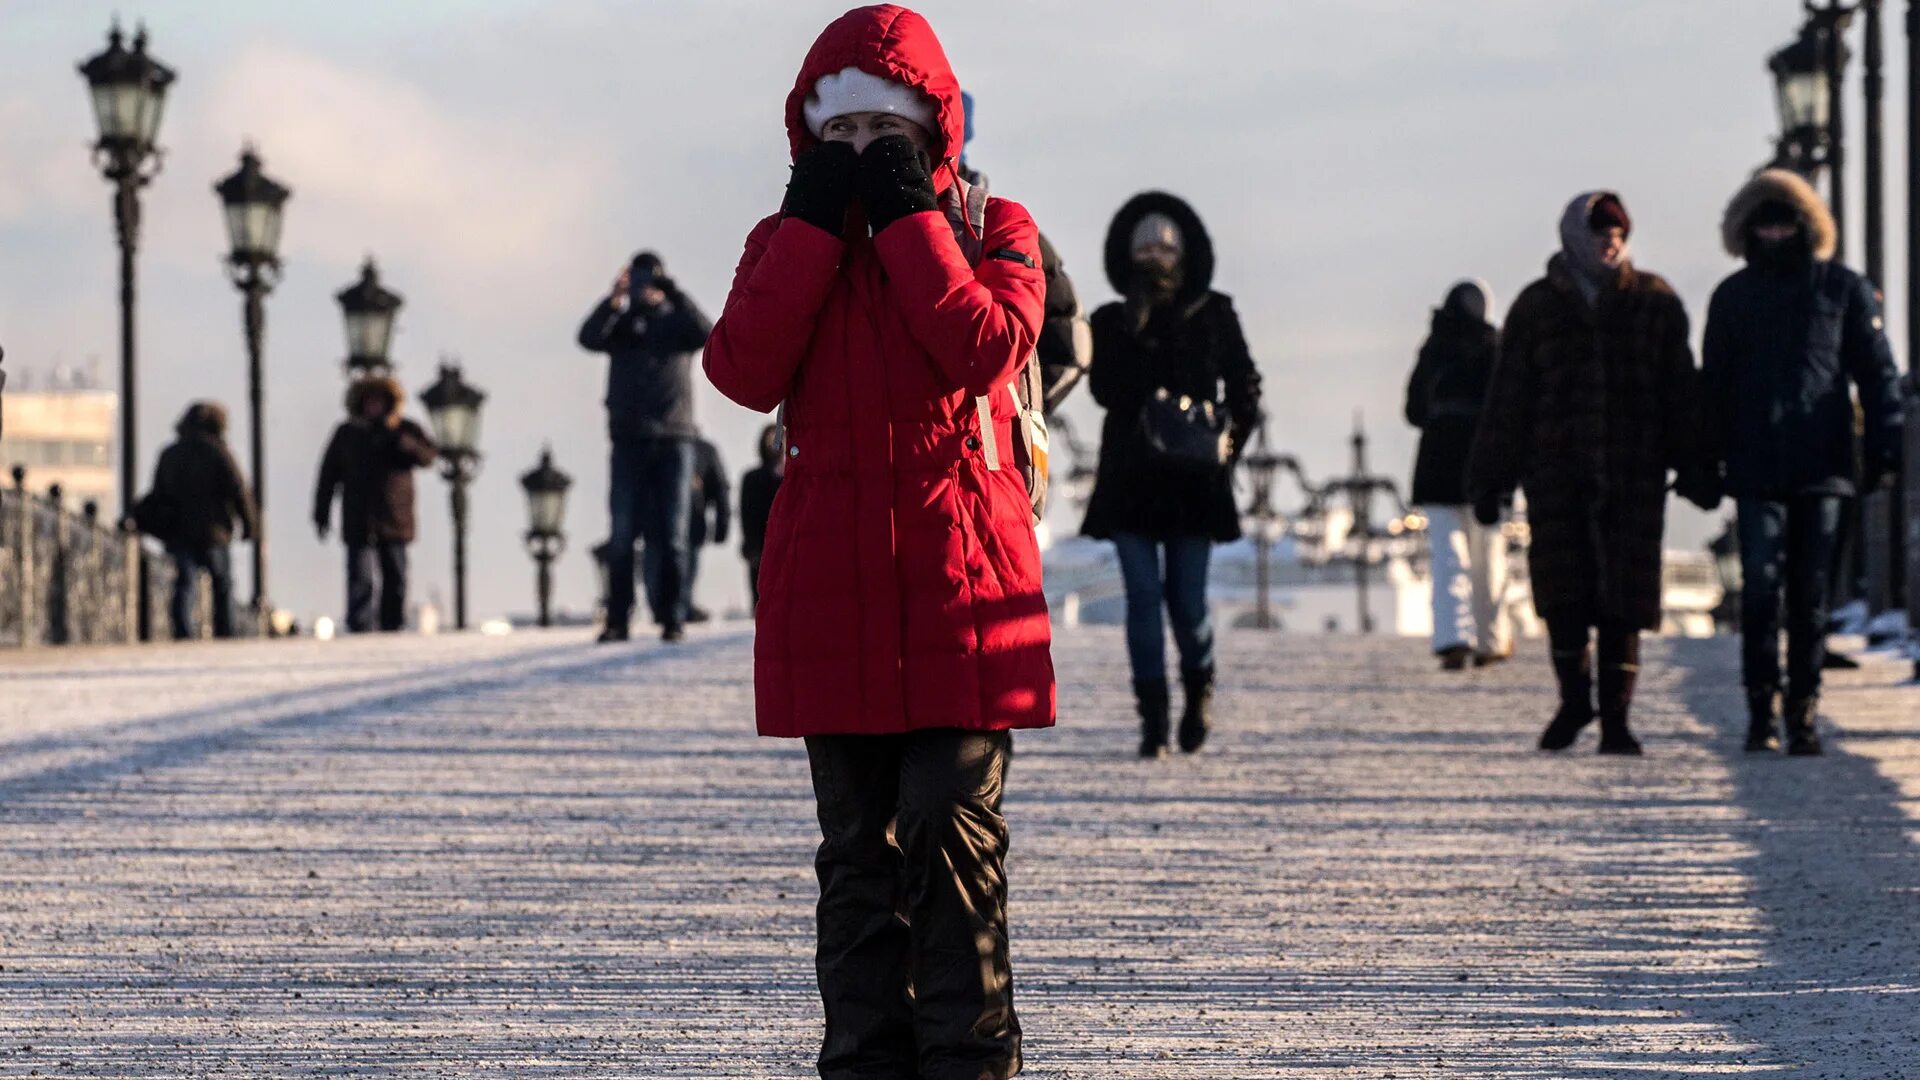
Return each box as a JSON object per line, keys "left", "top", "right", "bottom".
{"left": 1468, "top": 191, "right": 1716, "bottom": 755}
{"left": 313, "top": 375, "right": 438, "bottom": 633}
{"left": 956, "top": 90, "right": 1092, "bottom": 414}
{"left": 150, "top": 402, "right": 256, "bottom": 639}
{"left": 1703, "top": 169, "right": 1904, "bottom": 755}
{"left": 577, "top": 251, "right": 713, "bottom": 643}
{"left": 738, "top": 423, "right": 783, "bottom": 616}
{"left": 1080, "top": 191, "right": 1264, "bottom": 758}
{"left": 1406, "top": 279, "right": 1510, "bottom": 671}
{"left": 644, "top": 435, "right": 729, "bottom": 624}
{"left": 703, "top": 7, "right": 1054, "bottom": 1074}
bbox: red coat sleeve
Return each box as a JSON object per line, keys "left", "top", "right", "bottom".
{"left": 704, "top": 214, "right": 847, "bottom": 413}
{"left": 871, "top": 199, "right": 1046, "bottom": 398}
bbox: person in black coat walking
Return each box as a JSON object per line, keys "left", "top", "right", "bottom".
{"left": 1405, "top": 279, "right": 1510, "bottom": 670}
{"left": 1703, "top": 169, "right": 1905, "bottom": 756}
{"left": 1081, "top": 191, "right": 1263, "bottom": 758}
{"left": 314, "top": 375, "right": 439, "bottom": 633}
{"left": 739, "top": 424, "right": 783, "bottom": 616}
{"left": 151, "top": 402, "right": 257, "bottom": 639}
{"left": 578, "top": 251, "right": 713, "bottom": 643}
{"left": 643, "top": 435, "right": 729, "bottom": 624}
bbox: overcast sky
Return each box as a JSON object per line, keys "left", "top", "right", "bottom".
{"left": 0, "top": 1, "right": 1902, "bottom": 624}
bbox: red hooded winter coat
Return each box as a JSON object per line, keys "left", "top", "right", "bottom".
{"left": 705, "top": 5, "right": 1056, "bottom": 739}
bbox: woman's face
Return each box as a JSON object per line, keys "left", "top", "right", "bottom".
{"left": 820, "top": 112, "right": 934, "bottom": 156}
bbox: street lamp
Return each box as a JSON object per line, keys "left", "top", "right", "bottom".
{"left": 520, "top": 446, "right": 572, "bottom": 628}
{"left": 214, "top": 146, "right": 290, "bottom": 626}
{"left": 420, "top": 361, "right": 486, "bottom": 631}
{"left": 1770, "top": 22, "right": 1833, "bottom": 176}
{"left": 80, "top": 20, "right": 174, "bottom": 641}
{"left": 337, "top": 258, "right": 403, "bottom": 376}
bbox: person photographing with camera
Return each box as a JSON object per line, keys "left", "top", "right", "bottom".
{"left": 577, "top": 251, "right": 712, "bottom": 643}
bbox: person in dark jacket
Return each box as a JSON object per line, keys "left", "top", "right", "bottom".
{"left": 957, "top": 91, "right": 1092, "bottom": 414}
{"left": 151, "top": 402, "right": 256, "bottom": 640}
{"left": 738, "top": 423, "right": 783, "bottom": 615}
{"left": 643, "top": 435, "right": 730, "bottom": 624}
{"left": 1405, "top": 279, "right": 1510, "bottom": 670}
{"left": 1082, "top": 191, "right": 1263, "bottom": 758}
{"left": 1468, "top": 191, "right": 1715, "bottom": 755}
{"left": 313, "top": 375, "right": 438, "bottom": 633}
{"left": 578, "top": 251, "right": 713, "bottom": 644}
{"left": 1703, "top": 169, "right": 1905, "bottom": 756}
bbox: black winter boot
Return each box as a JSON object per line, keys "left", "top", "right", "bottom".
{"left": 1537, "top": 648, "right": 1595, "bottom": 751}
{"left": 1178, "top": 666, "right": 1215, "bottom": 754}
{"left": 1135, "top": 679, "right": 1171, "bottom": 759}
{"left": 1744, "top": 687, "right": 1780, "bottom": 753}
{"left": 1596, "top": 662, "right": 1643, "bottom": 756}
{"left": 1784, "top": 695, "right": 1824, "bottom": 756}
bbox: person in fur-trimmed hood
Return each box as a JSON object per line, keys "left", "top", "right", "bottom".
{"left": 1702, "top": 168, "right": 1905, "bottom": 756}
{"left": 150, "top": 401, "right": 256, "bottom": 639}
{"left": 313, "top": 374, "right": 438, "bottom": 633}
{"left": 1468, "top": 191, "right": 1715, "bottom": 756}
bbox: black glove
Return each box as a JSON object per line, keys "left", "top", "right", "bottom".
{"left": 856, "top": 135, "right": 938, "bottom": 232}
{"left": 782, "top": 140, "right": 858, "bottom": 235}
{"left": 1472, "top": 494, "right": 1505, "bottom": 526}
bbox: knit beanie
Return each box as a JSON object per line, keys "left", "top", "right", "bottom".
{"left": 1588, "top": 193, "right": 1631, "bottom": 234}
{"left": 1130, "top": 212, "right": 1184, "bottom": 256}
{"left": 803, "top": 66, "right": 940, "bottom": 139}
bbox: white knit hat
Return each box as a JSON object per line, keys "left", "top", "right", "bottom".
{"left": 803, "top": 65, "right": 940, "bottom": 138}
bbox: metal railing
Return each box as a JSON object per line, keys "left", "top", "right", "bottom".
{"left": 1, "top": 466, "right": 191, "bottom": 647}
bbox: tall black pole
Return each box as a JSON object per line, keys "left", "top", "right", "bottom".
{"left": 113, "top": 178, "right": 150, "bottom": 642}
{"left": 242, "top": 285, "right": 268, "bottom": 620}
{"left": 1866, "top": 0, "right": 1887, "bottom": 284}
{"left": 451, "top": 468, "right": 470, "bottom": 631}
{"left": 536, "top": 551, "right": 554, "bottom": 628}
{"left": 1828, "top": 2, "right": 1851, "bottom": 261}
{"left": 1351, "top": 420, "right": 1374, "bottom": 636}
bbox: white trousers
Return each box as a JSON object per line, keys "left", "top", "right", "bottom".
{"left": 1425, "top": 504, "right": 1511, "bottom": 655}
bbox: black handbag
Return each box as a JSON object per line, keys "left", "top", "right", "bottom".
{"left": 1138, "top": 387, "right": 1230, "bottom": 474}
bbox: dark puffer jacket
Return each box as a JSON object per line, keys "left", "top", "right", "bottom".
{"left": 1080, "top": 191, "right": 1263, "bottom": 544}
{"left": 576, "top": 276, "right": 713, "bottom": 442}
{"left": 151, "top": 403, "right": 257, "bottom": 549}
{"left": 1467, "top": 255, "right": 1699, "bottom": 630}
{"left": 1405, "top": 294, "right": 1498, "bottom": 506}
{"left": 1703, "top": 169, "right": 1904, "bottom": 498}
{"left": 313, "top": 376, "right": 439, "bottom": 545}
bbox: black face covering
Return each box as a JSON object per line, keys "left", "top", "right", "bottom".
{"left": 1747, "top": 225, "right": 1812, "bottom": 273}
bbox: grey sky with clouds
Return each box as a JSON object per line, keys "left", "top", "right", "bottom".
{"left": 1, "top": 1, "right": 1900, "bottom": 624}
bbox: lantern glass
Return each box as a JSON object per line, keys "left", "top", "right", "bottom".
{"left": 80, "top": 26, "right": 173, "bottom": 149}
{"left": 528, "top": 489, "right": 566, "bottom": 536}
{"left": 223, "top": 202, "right": 283, "bottom": 260}
{"left": 421, "top": 364, "right": 486, "bottom": 457}
{"left": 90, "top": 82, "right": 145, "bottom": 142}
{"left": 344, "top": 309, "right": 395, "bottom": 364}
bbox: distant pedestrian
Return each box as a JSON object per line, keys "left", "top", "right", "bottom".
{"left": 313, "top": 375, "right": 438, "bottom": 634}
{"left": 1080, "top": 191, "right": 1264, "bottom": 758}
{"left": 738, "top": 423, "right": 782, "bottom": 615}
{"left": 957, "top": 90, "right": 1092, "bottom": 414}
{"left": 1469, "top": 191, "right": 1717, "bottom": 755}
{"left": 1703, "top": 169, "right": 1905, "bottom": 755}
{"left": 643, "top": 435, "right": 729, "bottom": 624}
{"left": 577, "top": 251, "right": 712, "bottom": 644}
{"left": 1405, "top": 279, "right": 1510, "bottom": 671}
{"left": 703, "top": 6, "right": 1053, "bottom": 1073}
{"left": 149, "top": 402, "right": 256, "bottom": 640}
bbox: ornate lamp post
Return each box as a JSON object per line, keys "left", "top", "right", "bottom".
{"left": 1769, "top": 21, "right": 1835, "bottom": 179}
{"left": 420, "top": 362, "right": 486, "bottom": 631}
{"left": 336, "top": 259, "right": 403, "bottom": 377}
{"left": 520, "top": 447, "right": 572, "bottom": 628}
{"left": 214, "top": 147, "right": 290, "bottom": 625}
{"left": 80, "top": 21, "right": 174, "bottom": 641}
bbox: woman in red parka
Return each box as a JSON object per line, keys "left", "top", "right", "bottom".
{"left": 703, "top": 6, "right": 1052, "bottom": 1076}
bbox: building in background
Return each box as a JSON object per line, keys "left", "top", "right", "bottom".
{"left": 0, "top": 366, "right": 117, "bottom": 509}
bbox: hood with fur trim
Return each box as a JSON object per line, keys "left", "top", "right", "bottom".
{"left": 1722, "top": 168, "right": 1837, "bottom": 261}
{"left": 1103, "top": 191, "right": 1215, "bottom": 311}
{"left": 344, "top": 374, "right": 406, "bottom": 421}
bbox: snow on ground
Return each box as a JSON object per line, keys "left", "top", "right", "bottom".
{"left": 1, "top": 625, "right": 1917, "bottom": 1077}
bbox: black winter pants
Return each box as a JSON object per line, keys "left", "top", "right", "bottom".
{"left": 1737, "top": 495, "right": 1845, "bottom": 703}
{"left": 804, "top": 729, "right": 1020, "bottom": 1080}
{"left": 346, "top": 541, "right": 408, "bottom": 633}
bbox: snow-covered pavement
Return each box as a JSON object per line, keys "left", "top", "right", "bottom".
{"left": 1, "top": 626, "right": 1917, "bottom": 1077}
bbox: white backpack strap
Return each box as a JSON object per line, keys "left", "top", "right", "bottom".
{"left": 974, "top": 394, "right": 1000, "bottom": 471}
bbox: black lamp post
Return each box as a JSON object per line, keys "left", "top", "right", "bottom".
{"left": 420, "top": 362, "right": 486, "bottom": 631}
{"left": 80, "top": 21, "right": 174, "bottom": 642}
{"left": 214, "top": 147, "right": 290, "bottom": 626}
{"left": 337, "top": 258, "right": 403, "bottom": 377}
{"left": 1770, "top": 20, "right": 1836, "bottom": 178}
{"left": 520, "top": 447, "right": 572, "bottom": 628}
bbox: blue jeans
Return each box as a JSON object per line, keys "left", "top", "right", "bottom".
{"left": 1737, "top": 496, "right": 1846, "bottom": 702}
{"left": 642, "top": 533, "right": 703, "bottom": 623}
{"left": 169, "top": 544, "right": 234, "bottom": 640}
{"left": 1112, "top": 532, "right": 1215, "bottom": 682}
{"left": 608, "top": 437, "right": 694, "bottom": 629}
{"left": 346, "top": 541, "right": 409, "bottom": 633}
